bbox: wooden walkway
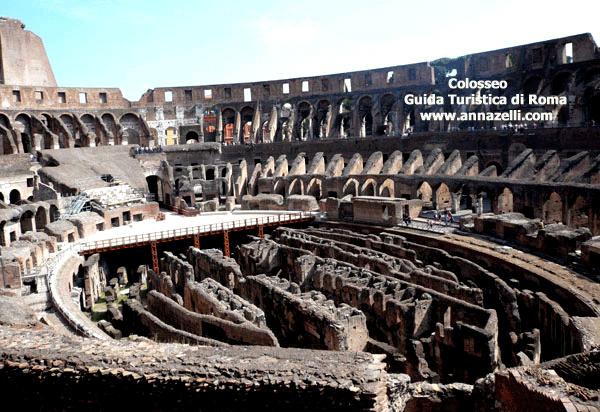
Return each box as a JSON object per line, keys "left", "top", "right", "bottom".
{"left": 78, "top": 212, "right": 314, "bottom": 273}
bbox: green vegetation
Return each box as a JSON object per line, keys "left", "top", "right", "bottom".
{"left": 430, "top": 56, "right": 467, "bottom": 85}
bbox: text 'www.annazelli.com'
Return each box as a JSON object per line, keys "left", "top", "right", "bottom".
{"left": 419, "top": 110, "right": 554, "bottom": 122}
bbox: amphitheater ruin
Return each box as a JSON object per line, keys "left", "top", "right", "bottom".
{"left": 1, "top": 16, "right": 600, "bottom": 411}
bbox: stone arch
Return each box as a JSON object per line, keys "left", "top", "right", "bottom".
{"left": 342, "top": 178, "right": 359, "bottom": 197}
{"left": 476, "top": 188, "right": 494, "bottom": 214}
{"left": 297, "top": 101, "right": 312, "bottom": 140}
{"left": 0, "top": 113, "right": 10, "bottom": 128}
{"left": 240, "top": 106, "right": 254, "bottom": 144}
{"left": 49, "top": 204, "right": 59, "bottom": 222}
{"left": 39, "top": 113, "right": 52, "bottom": 128}
{"left": 205, "top": 168, "right": 216, "bottom": 180}
{"left": 484, "top": 161, "right": 503, "bottom": 176}
{"left": 360, "top": 178, "right": 377, "bottom": 197}
{"left": 379, "top": 93, "right": 395, "bottom": 135}
{"left": 186, "top": 131, "right": 199, "bottom": 143}
{"left": 335, "top": 97, "right": 353, "bottom": 138}
{"left": 59, "top": 113, "right": 77, "bottom": 145}
{"left": 0, "top": 113, "right": 16, "bottom": 154}
{"left": 456, "top": 184, "right": 473, "bottom": 211}
{"left": 20, "top": 209, "right": 35, "bottom": 233}
{"left": 543, "top": 192, "right": 563, "bottom": 224}
{"left": 288, "top": 178, "right": 304, "bottom": 196}
{"left": 101, "top": 113, "right": 118, "bottom": 137}
{"left": 551, "top": 71, "right": 572, "bottom": 95}
{"left": 358, "top": 96, "right": 373, "bottom": 137}
{"left": 261, "top": 120, "right": 270, "bottom": 143}
{"left": 9, "top": 189, "right": 21, "bottom": 205}
{"left": 403, "top": 103, "right": 416, "bottom": 133}
{"left": 123, "top": 128, "right": 141, "bottom": 146}
{"left": 497, "top": 187, "right": 514, "bottom": 213}
{"left": 582, "top": 86, "right": 600, "bottom": 125}
{"left": 146, "top": 175, "right": 164, "bottom": 202}
{"left": 306, "top": 178, "right": 323, "bottom": 199}
{"left": 417, "top": 182, "right": 433, "bottom": 205}
{"left": 569, "top": 194, "right": 589, "bottom": 229}
{"left": 35, "top": 206, "right": 48, "bottom": 231}
{"left": 221, "top": 108, "right": 236, "bottom": 145}
{"left": 278, "top": 103, "right": 293, "bottom": 142}
{"left": 80, "top": 113, "right": 96, "bottom": 135}
{"left": 313, "top": 99, "right": 331, "bottom": 139}
{"left": 378, "top": 179, "right": 395, "bottom": 197}
{"left": 120, "top": 113, "right": 147, "bottom": 146}
{"left": 15, "top": 113, "right": 33, "bottom": 154}
{"left": 273, "top": 179, "right": 286, "bottom": 196}
{"left": 522, "top": 75, "right": 543, "bottom": 99}
{"left": 434, "top": 182, "right": 451, "bottom": 210}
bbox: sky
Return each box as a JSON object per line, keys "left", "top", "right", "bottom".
{"left": 4, "top": 0, "right": 599, "bottom": 101}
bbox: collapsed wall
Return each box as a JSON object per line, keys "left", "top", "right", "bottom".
{"left": 0, "top": 325, "right": 390, "bottom": 411}
{"left": 139, "top": 250, "right": 279, "bottom": 347}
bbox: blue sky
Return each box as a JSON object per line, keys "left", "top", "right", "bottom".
{"left": 4, "top": 0, "right": 598, "bottom": 101}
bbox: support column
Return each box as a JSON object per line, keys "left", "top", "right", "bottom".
{"left": 234, "top": 110, "right": 241, "bottom": 144}
{"left": 451, "top": 192, "right": 460, "bottom": 214}
{"left": 223, "top": 230, "right": 230, "bottom": 257}
{"left": 151, "top": 242, "right": 159, "bottom": 274}
{"left": 258, "top": 225, "right": 264, "bottom": 238}
{"left": 216, "top": 110, "right": 223, "bottom": 143}
{"left": 194, "top": 235, "right": 200, "bottom": 249}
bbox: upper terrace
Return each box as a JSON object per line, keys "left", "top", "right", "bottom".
{"left": 0, "top": 32, "right": 596, "bottom": 111}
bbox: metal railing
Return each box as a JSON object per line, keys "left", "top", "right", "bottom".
{"left": 61, "top": 194, "right": 90, "bottom": 219}
{"left": 78, "top": 211, "right": 314, "bottom": 253}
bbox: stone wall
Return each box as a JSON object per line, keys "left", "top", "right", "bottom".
{"left": 186, "top": 247, "right": 244, "bottom": 291}
{"left": 121, "top": 298, "right": 224, "bottom": 346}
{"left": 184, "top": 277, "right": 267, "bottom": 328}
{"left": 306, "top": 259, "right": 498, "bottom": 383}
{"left": 182, "top": 245, "right": 368, "bottom": 351}
{"left": 0, "top": 18, "right": 56, "bottom": 87}
{"left": 0, "top": 326, "right": 390, "bottom": 411}
{"left": 236, "top": 228, "right": 498, "bottom": 383}
{"left": 81, "top": 253, "right": 104, "bottom": 310}
{"left": 155, "top": 250, "right": 279, "bottom": 346}
{"left": 274, "top": 227, "right": 483, "bottom": 306}
{"left": 241, "top": 274, "right": 368, "bottom": 351}
{"left": 146, "top": 290, "right": 279, "bottom": 346}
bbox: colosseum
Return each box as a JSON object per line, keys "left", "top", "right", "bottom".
{"left": 1, "top": 16, "right": 600, "bottom": 411}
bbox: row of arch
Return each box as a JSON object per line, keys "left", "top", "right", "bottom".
{"left": 521, "top": 65, "right": 600, "bottom": 125}
{"left": 0, "top": 188, "right": 26, "bottom": 205}
{"left": 171, "top": 63, "right": 600, "bottom": 145}
{"left": 0, "top": 202, "right": 58, "bottom": 247}
{"left": 0, "top": 111, "right": 150, "bottom": 155}
{"left": 177, "top": 93, "right": 410, "bottom": 146}
{"left": 260, "top": 175, "right": 598, "bottom": 232}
